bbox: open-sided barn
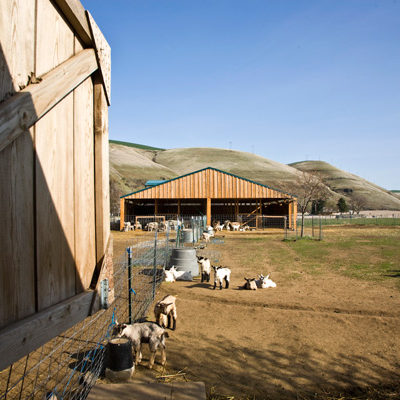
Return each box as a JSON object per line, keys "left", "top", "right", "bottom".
{"left": 120, "top": 167, "right": 297, "bottom": 230}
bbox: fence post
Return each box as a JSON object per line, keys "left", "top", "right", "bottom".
{"left": 284, "top": 216, "right": 287, "bottom": 240}
{"left": 319, "top": 216, "right": 323, "bottom": 241}
{"left": 153, "top": 231, "right": 158, "bottom": 300}
{"left": 312, "top": 216, "right": 314, "bottom": 237}
{"left": 165, "top": 224, "right": 170, "bottom": 269}
{"left": 127, "top": 246, "right": 133, "bottom": 324}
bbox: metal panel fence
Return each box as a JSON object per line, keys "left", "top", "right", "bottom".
{"left": 0, "top": 231, "right": 172, "bottom": 400}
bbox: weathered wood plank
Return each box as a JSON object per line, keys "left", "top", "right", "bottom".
{"left": 87, "top": 11, "right": 111, "bottom": 105}
{"left": 53, "top": 0, "right": 92, "bottom": 47}
{"left": 0, "top": 132, "right": 35, "bottom": 329}
{"left": 0, "top": 49, "right": 98, "bottom": 153}
{"left": 94, "top": 78, "right": 110, "bottom": 264}
{"left": 0, "top": 0, "right": 36, "bottom": 330}
{"left": 36, "top": 93, "right": 76, "bottom": 310}
{"left": 0, "top": 0, "right": 35, "bottom": 101}
{"left": 74, "top": 74, "right": 96, "bottom": 290}
{"left": 0, "top": 290, "right": 95, "bottom": 372}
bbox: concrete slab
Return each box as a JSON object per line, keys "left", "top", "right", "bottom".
{"left": 86, "top": 381, "right": 206, "bottom": 400}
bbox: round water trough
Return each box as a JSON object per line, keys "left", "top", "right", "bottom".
{"left": 169, "top": 247, "right": 199, "bottom": 276}
{"left": 182, "top": 229, "right": 193, "bottom": 243}
{"left": 107, "top": 338, "right": 133, "bottom": 371}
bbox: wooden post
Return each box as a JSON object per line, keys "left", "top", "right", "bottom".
{"left": 293, "top": 200, "right": 297, "bottom": 231}
{"left": 154, "top": 199, "right": 158, "bottom": 215}
{"left": 235, "top": 200, "right": 239, "bottom": 220}
{"left": 177, "top": 199, "right": 181, "bottom": 217}
{"left": 120, "top": 198, "right": 125, "bottom": 231}
{"left": 94, "top": 77, "right": 110, "bottom": 260}
{"left": 206, "top": 198, "right": 211, "bottom": 226}
{"left": 288, "top": 199, "right": 293, "bottom": 229}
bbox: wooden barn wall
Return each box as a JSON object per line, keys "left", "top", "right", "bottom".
{"left": 0, "top": 0, "right": 101, "bottom": 327}
{"left": 125, "top": 169, "right": 291, "bottom": 201}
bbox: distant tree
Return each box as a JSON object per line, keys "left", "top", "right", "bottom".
{"left": 289, "top": 171, "right": 329, "bottom": 237}
{"left": 337, "top": 197, "right": 349, "bottom": 213}
{"left": 311, "top": 199, "right": 326, "bottom": 215}
{"left": 349, "top": 194, "right": 366, "bottom": 214}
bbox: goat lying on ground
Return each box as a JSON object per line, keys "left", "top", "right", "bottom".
{"left": 164, "top": 266, "right": 193, "bottom": 282}
{"left": 112, "top": 321, "right": 168, "bottom": 369}
{"left": 242, "top": 277, "right": 258, "bottom": 290}
{"left": 213, "top": 266, "right": 231, "bottom": 290}
{"left": 256, "top": 274, "right": 277, "bottom": 288}
{"left": 197, "top": 256, "right": 211, "bottom": 282}
{"left": 154, "top": 295, "right": 177, "bottom": 330}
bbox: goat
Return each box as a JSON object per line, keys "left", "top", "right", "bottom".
{"left": 164, "top": 266, "right": 192, "bottom": 282}
{"left": 256, "top": 274, "right": 277, "bottom": 288}
{"left": 230, "top": 222, "right": 241, "bottom": 231}
{"left": 212, "top": 266, "right": 231, "bottom": 290}
{"left": 164, "top": 266, "right": 177, "bottom": 282}
{"left": 202, "top": 231, "right": 214, "bottom": 243}
{"left": 134, "top": 221, "right": 142, "bottom": 230}
{"left": 112, "top": 321, "right": 169, "bottom": 369}
{"left": 212, "top": 220, "right": 224, "bottom": 231}
{"left": 154, "top": 295, "right": 177, "bottom": 330}
{"left": 197, "top": 256, "right": 211, "bottom": 282}
{"left": 242, "top": 277, "right": 258, "bottom": 290}
{"left": 146, "top": 221, "right": 159, "bottom": 231}
{"left": 223, "top": 220, "right": 232, "bottom": 230}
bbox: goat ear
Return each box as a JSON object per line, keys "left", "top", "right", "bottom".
{"left": 266, "top": 274, "right": 270, "bottom": 279}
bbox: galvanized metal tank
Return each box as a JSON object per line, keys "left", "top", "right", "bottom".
{"left": 168, "top": 248, "right": 199, "bottom": 276}
{"left": 182, "top": 229, "right": 194, "bottom": 243}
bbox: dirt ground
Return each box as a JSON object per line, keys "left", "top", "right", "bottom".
{"left": 112, "top": 227, "right": 400, "bottom": 400}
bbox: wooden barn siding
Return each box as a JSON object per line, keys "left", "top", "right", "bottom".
{"left": 0, "top": 0, "right": 36, "bottom": 327}
{"left": 124, "top": 169, "right": 293, "bottom": 201}
{"left": 0, "top": 0, "right": 103, "bottom": 327}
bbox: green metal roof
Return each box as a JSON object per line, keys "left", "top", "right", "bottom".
{"left": 120, "top": 166, "right": 297, "bottom": 199}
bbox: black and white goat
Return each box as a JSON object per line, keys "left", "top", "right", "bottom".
{"left": 256, "top": 274, "right": 277, "bottom": 288}
{"left": 197, "top": 256, "right": 211, "bottom": 282}
{"left": 212, "top": 266, "right": 231, "bottom": 290}
{"left": 154, "top": 295, "right": 177, "bottom": 330}
{"left": 242, "top": 277, "right": 258, "bottom": 290}
{"left": 112, "top": 321, "right": 169, "bottom": 369}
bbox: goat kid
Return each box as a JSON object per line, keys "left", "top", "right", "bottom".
{"left": 256, "top": 274, "right": 277, "bottom": 288}
{"left": 212, "top": 266, "right": 231, "bottom": 290}
{"left": 197, "top": 256, "right": 211, "bottom": 282}
{"left": 112, "top": 321, "right": 168, "bottom": 369}
{"left": 242, "top": 277, "right": 258, "bottom": 290}
{"left": 154, "top": 295, "right": 177, "bottom": 330}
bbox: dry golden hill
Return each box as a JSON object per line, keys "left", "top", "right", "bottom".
{"left": 109, "top": 142, "right": 400, "bottom": 213}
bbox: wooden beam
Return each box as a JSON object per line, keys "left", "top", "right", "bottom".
{"left": 86, "top": 11, "right": 111, "bottom": 105}
{"left": 120, "top": 198, "right": 125, "bottom": 231}
{"left": 53, "top": 0, "right": 92, "bottom": 46}
{"left": 0, "top": 290, "right": 95, "bottom": 372}
{"left": 94, "top": 77, "right": 110, "bottom": 263}
{"left": 0, "top": 49, "right": 98, "bottom": 153}
{"left": 206, "top": 198, "right": 211, "bottom": 226}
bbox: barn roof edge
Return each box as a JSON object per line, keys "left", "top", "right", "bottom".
{"left": 120, "top": 166, "right": 297, "bottom": 199}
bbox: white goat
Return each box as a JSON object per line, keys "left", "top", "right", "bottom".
{"left": 154, "top": 295, "right": 177, "bottom": 330}
{"left": 230, "top": 222, "right": 241, "bottom": 231}
{"left": 197, "top": 256, "right": 211, "bottom": 282}
{"left": 202, "top": 231, "right": 214, "bottom": 243}
{"left": 112, "top": 321, "right": 168, "bottom": 369}
{"left": 134, "top": 221, "right": 142, "bottom": 230}
{"left": 164, "top": 266, "right": 192, "bottom": 282}
{"left": 146, "top": 221, "right": 159, "bottom": 231}
{"left": 212, "top": 266, "right": 231, "bottom": 290}
{"left": 256, "top": 274, "right": 277, "bottom": 288}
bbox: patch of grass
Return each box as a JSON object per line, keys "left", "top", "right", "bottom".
{"left": 302, "top": 218, "right": 400, "bottom": 227}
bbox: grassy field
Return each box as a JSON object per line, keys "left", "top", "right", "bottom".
{"left": 113, "top": 225, "right": 400, "bottom": 400}
{"left": 301, "top": 217, "right": 400, "bottom": 227}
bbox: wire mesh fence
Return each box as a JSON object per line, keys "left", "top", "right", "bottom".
{"left": 0, "top": 231, "right": 173, "bottom": 400}
{"left": 284, "top": 216, "right": 323, "bottom": 241}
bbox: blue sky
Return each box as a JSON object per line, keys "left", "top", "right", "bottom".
{"left": 82, "top": 0, "right": 400, "bottom": 189}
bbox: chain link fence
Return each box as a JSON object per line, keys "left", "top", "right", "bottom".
{"left": 0, "top": 230, "right": 173, "bottom": 400}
